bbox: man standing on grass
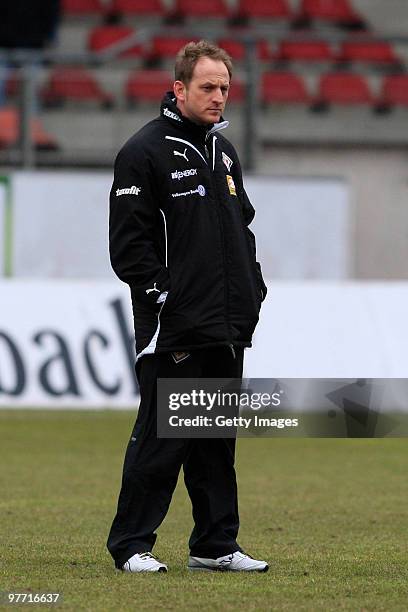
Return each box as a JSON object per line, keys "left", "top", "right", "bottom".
{"left": 107, "top": 40, "right": 268, "bottom": 573}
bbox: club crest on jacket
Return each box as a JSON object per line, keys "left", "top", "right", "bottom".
{"left": 226, "top": 175, "right": 237, "bottom": 196}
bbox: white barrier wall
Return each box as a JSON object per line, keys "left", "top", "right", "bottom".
{"left": 1, "top": 280, "right": 407, "bottom": 408}
{"left": 248, "top": 176, "right": 350, "bottom": 279}
{"left": 13, "top": 172, "right": 113, "bottom": 278}
{"left": 4, "top": 171, "right": 349, "bottom": 280}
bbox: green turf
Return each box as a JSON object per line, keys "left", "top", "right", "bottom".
{"left": 1, "top": 410, "right": 407, "bottom": 611}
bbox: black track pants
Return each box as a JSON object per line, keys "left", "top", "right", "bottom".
{"left": 107, "top": 346, "right": 244, "bottom": 568}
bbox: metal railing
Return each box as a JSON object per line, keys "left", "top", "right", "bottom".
{"left": 1, "top": 26, "right": 407, "bottom": 170}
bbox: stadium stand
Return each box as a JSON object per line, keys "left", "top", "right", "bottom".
{"left": 261, "top": 72, "right": 310, "bottom": 105}
{"left": 313, "top": 72, "right": 373, "bottom": 107}
{"left": 235, "top": 0, "right": 292, "bottom": 21}
{"left": 4, "top": 72, "right": 20, "bottom": 99}
{"left": 2, "top": 0, "right": 408, "bottom": 164}
{"left": 172, "top": 0, "right": 229, "bottom": 19}
{"left": 110, "top": 0, "right": 164, "bottom": 17}
{"left": 276, "top": 39, "right": 334, "bottom": 63}
{"left": 351, "top": 0, "right": 408, "bottom": 36}
{"left": 145, "top": 36, "right": 199, "bottom": 64}
{"left": 336, "top": 39, "right": 401, "bottom": 67}
{"left": 376, "top": 74, "right": 408, "bottom": 110}
{"left": 88, "top": 25, "right": 143, "bottom": 56}
{"left": 217, "top": 39, "right": 272, "bottom": 62}
{"left": 0, "top": 108, "right": 58, "bottom": 150}
{"left": 125, "top": 69, "right": 173, "bottom": 103}
{"left": 226, "top": 76, "right": 245, "bottom": 102}
{"left": 41, "top": 67, "right": 114, "bottom": 108}
{"left": 62, "top": 0, "right": 106, "bottom": 16}
{"left": 294, "top": 0, "right": 367, "bottom": 29}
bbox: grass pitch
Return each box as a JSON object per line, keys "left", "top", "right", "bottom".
{"left": 1, "top": 410, "right": 408, "bottom": 611}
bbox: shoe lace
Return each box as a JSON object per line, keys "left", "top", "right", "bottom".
{"left": 139, "top": 552, "right": 156, "bottom": 560}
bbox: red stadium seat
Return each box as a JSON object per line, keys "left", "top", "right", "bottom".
{"left": 277, "top": 39, "right": 333, "bottom": 62}
{"left": 297, "top": 0, "right": 364, "bottom": 26}
{"left": 0, "top": 108, "right": 58, "bottom": 150}
{"left": 147, "top": 36, "right": 198, "bottom": 60}
{"left": 62, "top": 0, "right": 104, "bottom": 15}
{"left": 0, "top": 109, "right": 17, "bottom": 147}
{"left": 88, "top": 26, "right": 143, "bottom": 57}
{"left": 237, "top": 0, "right": 291, "bottom": 19}
{"left": 174, "top": 0, "right": 228, "bottom": 17}
{"left": 111, "top": 0, "right": 164, "bottom": 16}
{"left": 41, "top": 67, "right": 114, "bottom": 107}
{"left": 378, "top": 75, "right": 408, "bottom": 107}
{"left": 262, "top": 72, "right": 310, "bottom": 104}
{"left": 218, "top": 39, "right": 272, "bottom": 62}
{"left": 126, "top": 70, "right": 173, "bottom": 102}
{"left": 227, "top": 77, "right": 245, "bottom": 102}
{"left": 5, "top": 72, "right": 19, "bottom": 98}
{"left": 316, "top": 73, "right": 373, "bottom": 105}
{"left": 31, "top": 118, "right": 60, "bottom": 150}
{"left": 337, "top": 40, "right": 400, "bottom": 65}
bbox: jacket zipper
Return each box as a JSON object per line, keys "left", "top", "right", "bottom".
{"left": 204, "top": 131, "right": 233, "bottom": 351}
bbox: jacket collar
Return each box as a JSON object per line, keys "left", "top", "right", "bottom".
{"left": 160, "top": 91, "right": 229, "bottom": 137}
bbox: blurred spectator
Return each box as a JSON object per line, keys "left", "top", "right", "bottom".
{"left": 0, "top": 0, "right": 61, "bottom": 49}
{"left": 0, "top": 0, "right": 61, "bottom": 107}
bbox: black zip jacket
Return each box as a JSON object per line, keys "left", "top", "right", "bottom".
{"left": 109, "top": 92, "right": 267, "bottom": 360}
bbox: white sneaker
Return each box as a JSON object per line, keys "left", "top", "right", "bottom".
{"left": 121, "top": 552, "right": 168, "bottom": 573}
{"left": 188, "top": 551, "right": 268, "bottom": 572}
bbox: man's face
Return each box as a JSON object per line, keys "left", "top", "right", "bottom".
{"left": 174, "top": 57, "right": 230, "bottom": 126}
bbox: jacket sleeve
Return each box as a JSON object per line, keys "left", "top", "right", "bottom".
{"left": 233, "top": 156, "right": 268, "bottom": 302}
{"left": 109, "top": 146, "right": 170, "bottom": 309}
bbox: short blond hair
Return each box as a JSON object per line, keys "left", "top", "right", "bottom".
{"left": 175, "top": 40, "right": 233, "bottom": 85}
